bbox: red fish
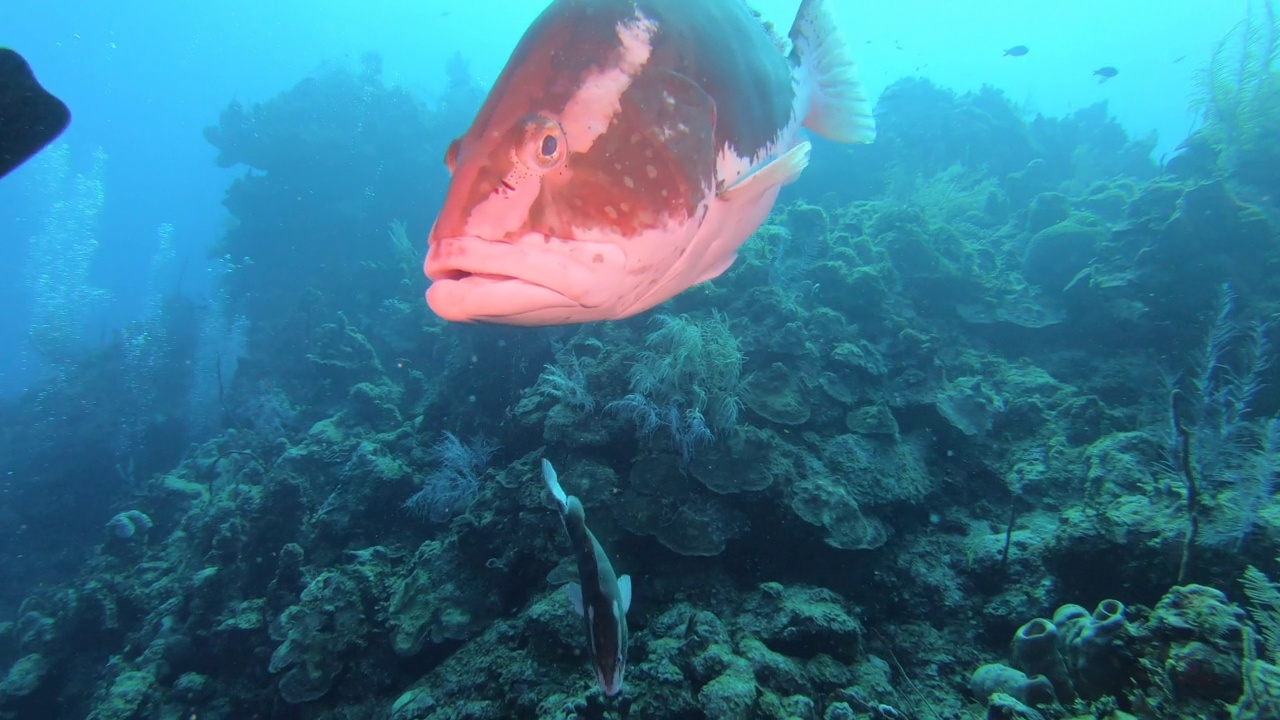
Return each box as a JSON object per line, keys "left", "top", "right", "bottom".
{"left": 423, "top": 0, "right": 876, "bottom": 325}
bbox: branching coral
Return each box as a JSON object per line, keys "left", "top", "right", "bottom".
{"left": 889, "top": 163, "right": 998, "bottom": 229}
{"left": 1237, "top": 562, "right": 1280, "bottom": 719}
{"left": 1193, "top": 1, "right": 1280, "bottom": 178}
{"left": 1243, "top": 561, "right": 1280, "bottom": 662}
{"left": 531, "top": 354, "right": 596, "bottom": 412}
{"left": 403, "top": 432, "right": 498, "bottom": 522}
{"left": 607, "top": 393, "right": 715, "bottom": 470}
{"left": 608, "top": 313, "right": 745, "bottom": 469}
{"left": 625, "top": 312, "right": 745, "bottom": 434}
{"left": 1166, "top": 283, "right": 1279, "bottom": 548}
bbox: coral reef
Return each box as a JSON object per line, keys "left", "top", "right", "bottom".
{"left": 3, "top": 16, "right": 1280, "bottom": 720}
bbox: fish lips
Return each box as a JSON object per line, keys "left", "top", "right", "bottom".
{"left": 423, "top": 234, "right": 626, "bottom": 323}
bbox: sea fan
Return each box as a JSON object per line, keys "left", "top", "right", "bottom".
{"left": 1192, "top": 1, "right": 1279, "bottom": 155}
{"left": 605, "top": 393, "right": 662, "bottom": 438}
{"left": 403, "top": 431, "right": 499, "bottom": 522}
{"left": 1243, "top": 561, "right": 1280, "bottom": 662}
{"left": 534, "top": 355, "right": 596, "bottom": 412}
{"left": 624, "top": 312, "right": 744, "bottom": 435}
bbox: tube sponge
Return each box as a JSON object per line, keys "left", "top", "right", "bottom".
{"left": 1062, "top": 599, "right": 1127, "bottom": 699}
{"left": 1005, "top": 599, "right": 1128, "bottom": 703}
{"left": 970, "top": 663, "right": 1057, "bottom": 707}
{"left": 1052, "top": 603, "right": 1090, "bottom": 626}
{"left": 1011, "top": 617, "right": 1075, "bottom": 701}
{"left": 1089, "top": 600, "right": 1126, "bottom": 642}
{"left": 105, "top": 510, "right": 153, "bottom": 540}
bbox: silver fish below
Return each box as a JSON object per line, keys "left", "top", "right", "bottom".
{"left": 542, "top": 458, "right": 631, "bottom": 696}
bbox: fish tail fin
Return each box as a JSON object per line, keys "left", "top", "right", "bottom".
{"left": 542, "top": 458, "right": 569, "bottom": 513}
{"left": 788, "top": 0, "right": 876, "bottom": 144}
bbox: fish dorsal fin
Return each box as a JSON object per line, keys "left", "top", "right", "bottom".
{"left": 617, "top": 575, "right": 632, "bottom": 615}
{"left": 720, "top": 141, "right": 811, "bottom": 202}
{"left": 789, "top": 0, "right": 876, "bottom": 143}
{"left": 565, "top": 582, "right": 584, "bottom": 616}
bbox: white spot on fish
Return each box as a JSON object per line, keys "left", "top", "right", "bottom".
{"left": 559, "top": 10, "right": 658, "bottom": 154}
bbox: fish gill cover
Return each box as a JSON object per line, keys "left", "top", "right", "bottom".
{"left": 1, "top": 4, "right": 1280, "bottom": 720}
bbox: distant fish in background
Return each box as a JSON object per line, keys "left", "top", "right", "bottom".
{"left": 1003, "top": 45, "right": 1029, "bottom": 57}
{"left": 1093, "top": 66, "right": 1119, "bottom": 83}
{"left": 542, "top": 459, "right": 631, "bottom": 697}
{"left": 0, "top": 48, "right": 70, "bottom": 179}
{"left": 422, "top": 0, "right": 877, "bottom": 325}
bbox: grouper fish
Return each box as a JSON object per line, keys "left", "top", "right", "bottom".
{"left": 423, "top": 0, "right": 876, "bottom": 325}
{"left": 542, "top": 458, "right": 632, "bottom": 696}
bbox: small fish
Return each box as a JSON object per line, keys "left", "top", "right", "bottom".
{"left": 423, "top": 0, "right": 876, "bottom": 325}
{"left": 0, "top": 48, "right": 69, "bottom": 179}
{"left": 542, "top": 459, "right": 632, "bottom": 697}
{"left": 1003, "top": 45, "right": 1029, "bottom": 57}
{"left": 1093, "top": 66, "right": 1118, "bottom": 82}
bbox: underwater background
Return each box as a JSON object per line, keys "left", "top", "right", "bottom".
{"left": 2, "top": 0, "right": 1280, "bottom": 718}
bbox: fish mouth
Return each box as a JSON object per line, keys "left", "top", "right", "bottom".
{"left": 423, "top": 234, "right": 626, "bottom": 324}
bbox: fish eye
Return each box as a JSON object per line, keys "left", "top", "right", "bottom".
{"left": 518, "top": 115, "right": 566, "bottom": 172}
{"left": 540, "top": 134, "right": 558, "bottom": 159}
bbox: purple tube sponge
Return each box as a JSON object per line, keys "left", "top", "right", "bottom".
{"left": 1011, "top": 616, "right": 1075, "bottom": 702}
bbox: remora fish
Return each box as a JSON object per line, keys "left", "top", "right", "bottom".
{"left": 542, "top": 458, "right": 632, "bottom": 696}
{"left": 423, "top": 0, "right": 876, "bottom": 325}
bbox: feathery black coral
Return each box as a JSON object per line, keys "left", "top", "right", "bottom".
{"left": 1193, "top": 1, "right": 1280, "bottom": 173}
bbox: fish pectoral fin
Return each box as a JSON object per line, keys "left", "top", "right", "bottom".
{"left": 617, "top": 575, "right": 632, "bottom": 614}
{"left": 720, "top": 142, "right": 811, "bottom": 202}
{"left": 692, "top": 252, "right": 737, "bottom": 286}
{"left": 565, "top": 582, "right": 585, "bottom": 616}
{"left": 790, "top": 0, "right": 876, "bottom": 144}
